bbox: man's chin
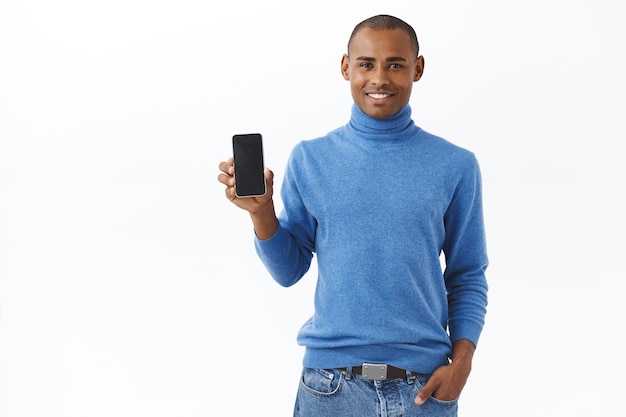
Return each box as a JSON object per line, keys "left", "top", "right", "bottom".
{"left": 358, "top": 98, "right": 403, "bottom": 119}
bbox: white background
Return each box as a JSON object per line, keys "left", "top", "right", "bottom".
{"left": 1, "top": 1, "right": 624, "bottom": 416}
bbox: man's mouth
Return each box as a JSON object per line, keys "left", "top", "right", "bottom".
{"left": 367, "top": 93, "right": 392, "bottom": 99}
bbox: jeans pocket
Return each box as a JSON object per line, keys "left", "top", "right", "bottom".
{"left": 299, "top": 368, "right": 343, "bottom": 396}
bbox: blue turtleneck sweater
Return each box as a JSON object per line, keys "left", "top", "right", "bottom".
{"left": 255, "top": 104, "right": 488, "bottom": 374}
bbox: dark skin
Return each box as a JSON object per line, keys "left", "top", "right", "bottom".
{"left": 341, "top": 27, "right": 424, "bottom": 120}
{"left": 218, "top": 27, "right": 476, "bottom": 405}
{"left": 218, "top": 159, "right": 277, "bottom": 239}
{"left": 416, "top": 338, "right": 475, "bottom": 404}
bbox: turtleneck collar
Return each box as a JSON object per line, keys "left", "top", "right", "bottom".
{"left": 347, "top": 103, "right": 416, "bottom": 142}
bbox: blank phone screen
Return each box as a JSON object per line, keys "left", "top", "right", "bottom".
{"left": 232, "top": 133, "right": 266, "bottom": 197}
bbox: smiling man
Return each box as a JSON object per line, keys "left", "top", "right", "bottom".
{"left": 341, "top": 23, "right": 424, "bottom": 120}
{"left": 218, "top": 14, "right": 489, "bottom": 417}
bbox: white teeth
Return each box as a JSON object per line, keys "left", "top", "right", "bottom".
{"left": 369, "top": 93, "right": 389, "bottom": 99}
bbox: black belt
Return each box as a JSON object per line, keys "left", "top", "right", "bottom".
{"left": 340, "top": 364, "right": 416, "bottom": 380}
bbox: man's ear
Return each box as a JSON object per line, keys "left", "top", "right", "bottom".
{"left": 341, "top": 54, "right": 350, "bottom": 80}
{"left": 413, "top": 55, "right": 425, "bottom": 82}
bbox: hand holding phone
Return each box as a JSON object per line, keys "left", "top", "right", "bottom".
{"left": 232, "top": 133, "right": 266, "bottom": 198}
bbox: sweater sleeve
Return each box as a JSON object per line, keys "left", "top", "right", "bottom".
{"left": 254, "top": 145, "right": 317, "bottom": 287}
{"left": 442, "top": 153, "right": 489, "bottom": 346}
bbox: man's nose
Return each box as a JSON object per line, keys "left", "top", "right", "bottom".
{"left": 370, "top": 66, "right": 390, "bottom": 86}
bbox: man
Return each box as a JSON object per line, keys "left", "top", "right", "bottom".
{"left": 218, "top": 14, "right": 488, "bottom": 417}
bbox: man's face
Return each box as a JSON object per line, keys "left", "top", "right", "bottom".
{"left": 341, "top": 28, "right": 424, "bottom": 120}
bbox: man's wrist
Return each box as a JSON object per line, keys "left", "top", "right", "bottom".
{"left": 451, "top": 338, "right": 475, "bottom": 366}
{"left": 249, "top": 200, "right": 278, "bottom": 240}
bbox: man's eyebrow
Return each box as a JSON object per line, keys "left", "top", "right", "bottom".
{"left": 387, "top": 56, "right": 408, "bottom": 62}
{"left": 354, "top": 56, "right": 408, "bottom": 62}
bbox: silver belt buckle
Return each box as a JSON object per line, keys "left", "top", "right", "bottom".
{"left": 361, "top": 363, "right": 387, "bottom": 380}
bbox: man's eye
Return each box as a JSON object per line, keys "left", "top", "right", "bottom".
{"left": 389, "top": 63, "right": 402, "bottom": 69}
{"left": 359, "top": 63, "right": 373, "bottom": 68}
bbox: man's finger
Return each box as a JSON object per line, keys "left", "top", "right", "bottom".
{"left": 414, "top": 379, "right": 436, "bottom": 406}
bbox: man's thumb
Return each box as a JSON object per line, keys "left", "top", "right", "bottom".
{"left": 414, "top": 381, "right": 434, "bottom": 406}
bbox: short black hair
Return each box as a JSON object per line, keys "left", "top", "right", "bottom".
{"left": 347, "top": 15, "right": 420, "bottom": 58}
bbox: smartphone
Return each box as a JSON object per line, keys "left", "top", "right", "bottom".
{"left": 232, "top": 133, "right": 266, "bottom": 197}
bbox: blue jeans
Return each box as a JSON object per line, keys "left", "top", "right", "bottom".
{"left": 294, "top": 367, "right": 458, "bottom": 417}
